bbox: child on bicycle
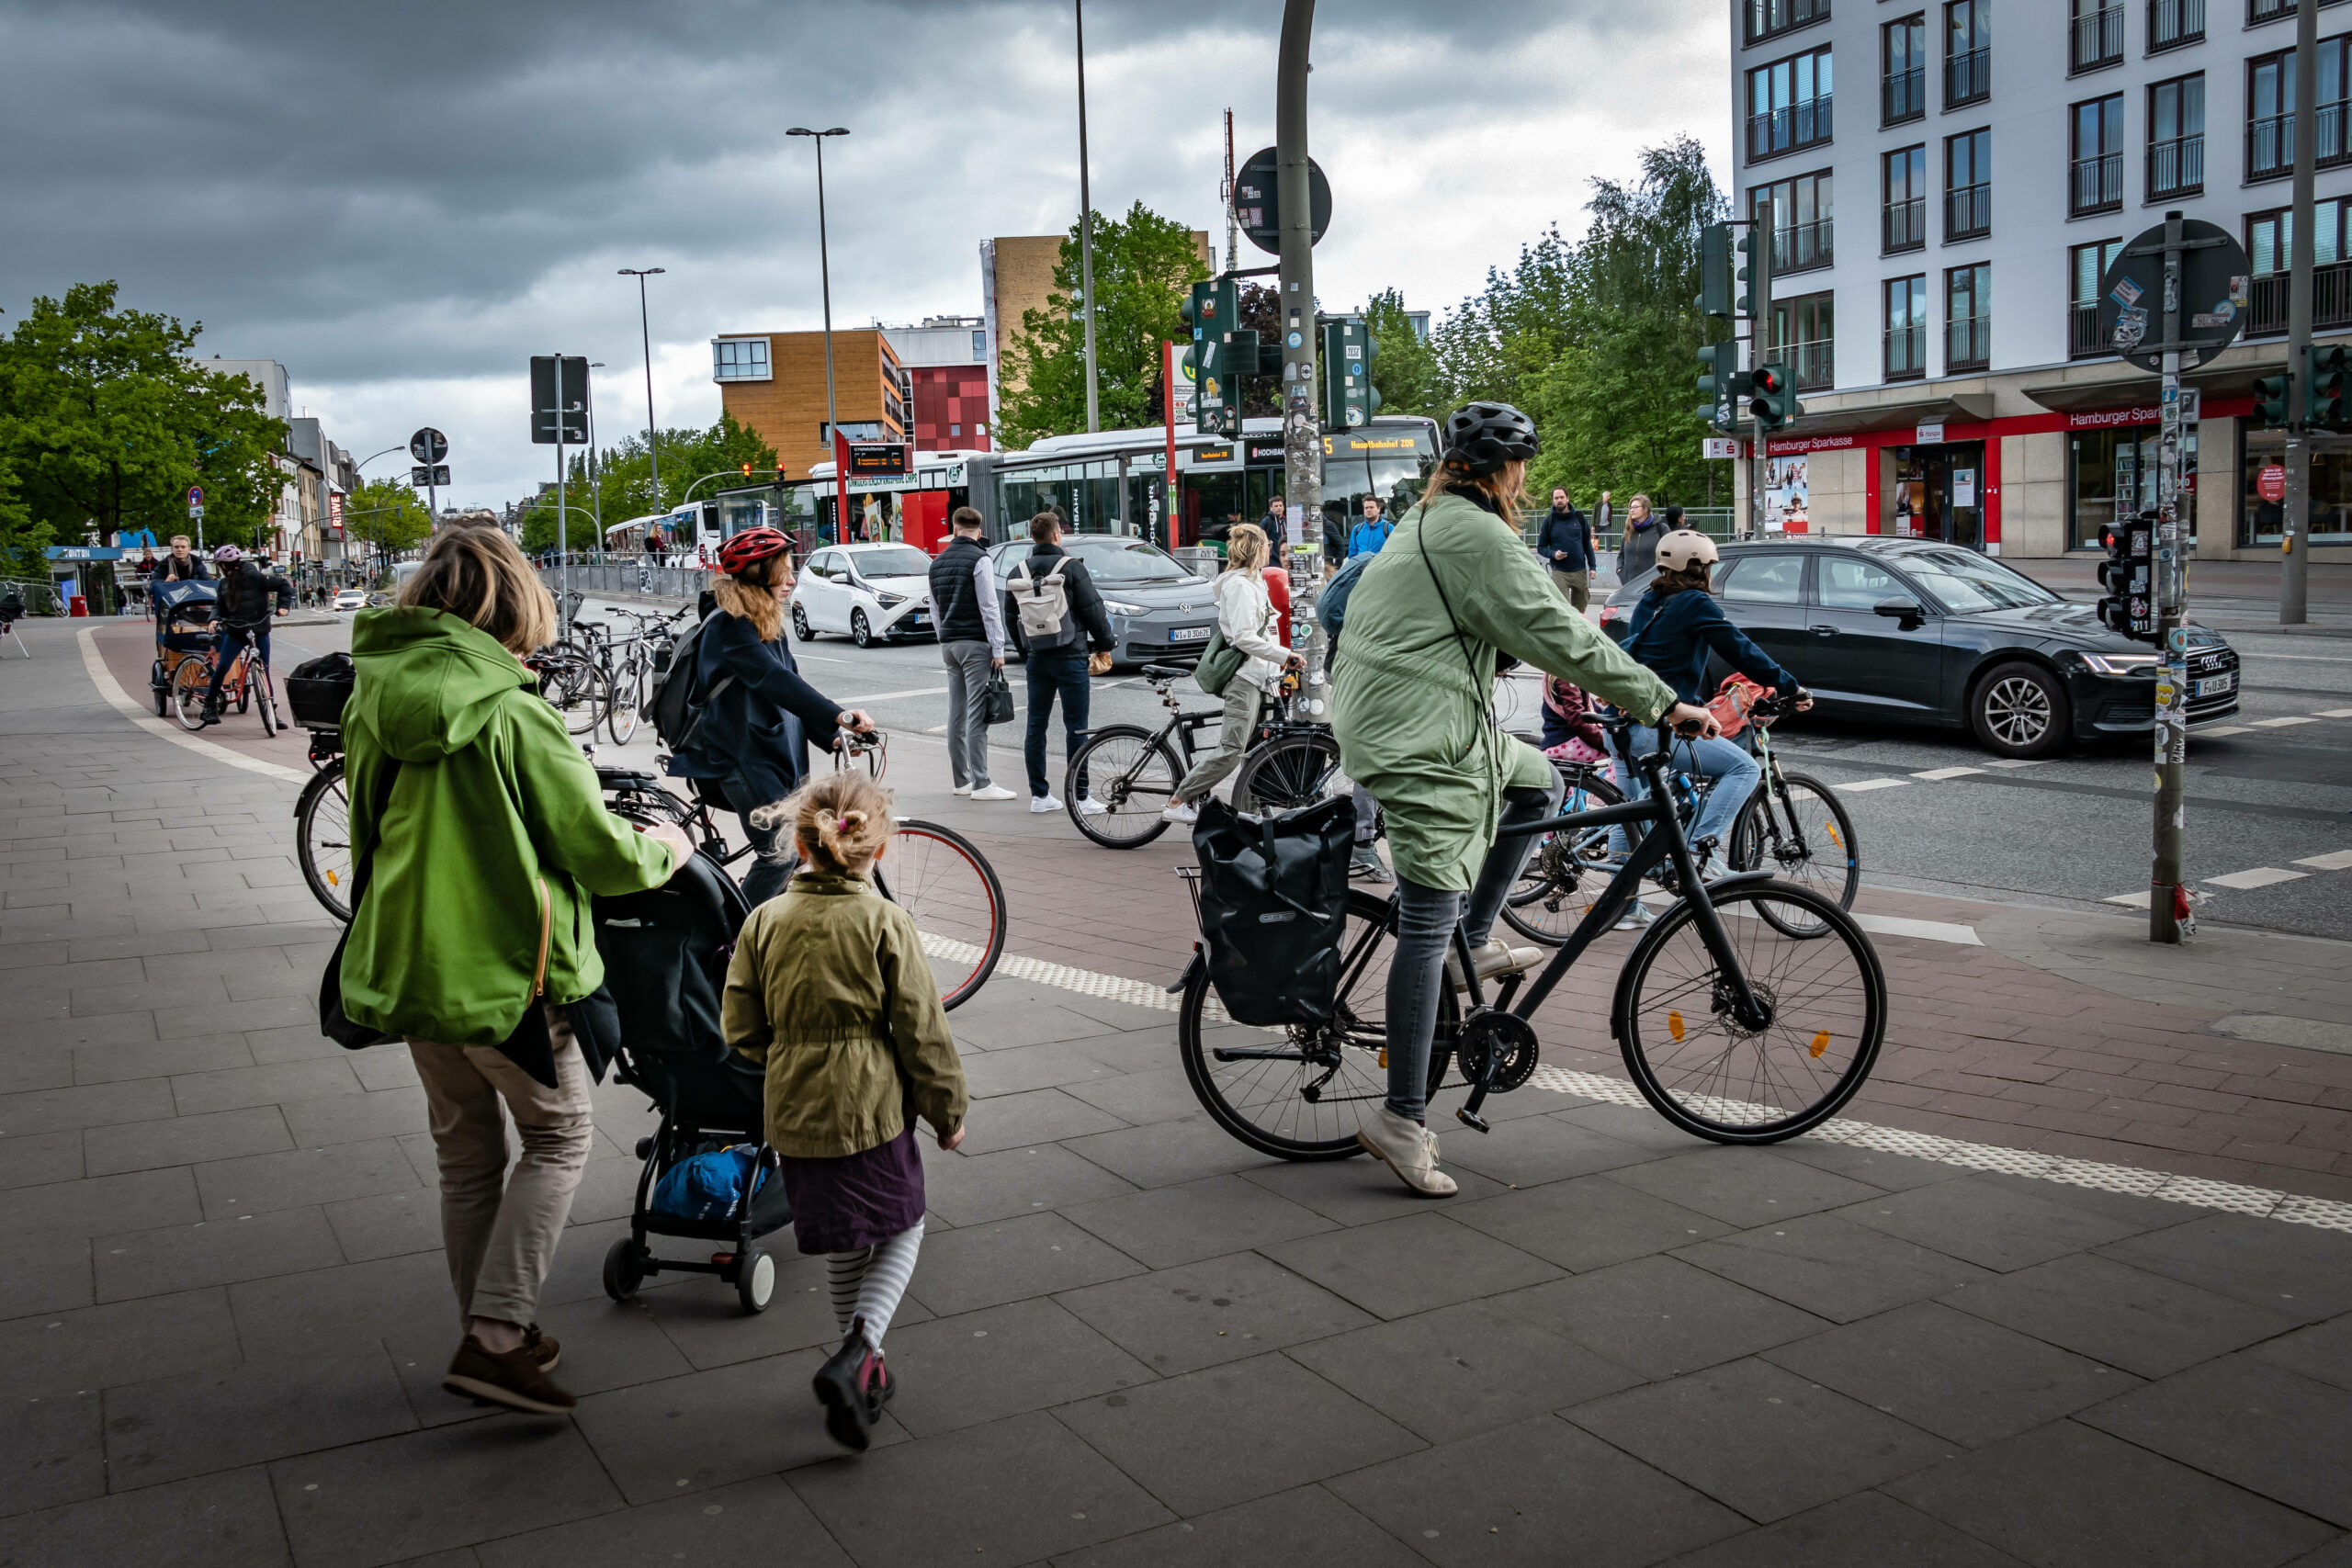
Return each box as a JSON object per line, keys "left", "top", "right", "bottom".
{"left": 720, "top": 771, "right": 967, "bottom": 1452}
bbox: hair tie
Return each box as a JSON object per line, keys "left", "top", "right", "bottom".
{"left": 836, "top": 817, "right": 851, "bottom": 832}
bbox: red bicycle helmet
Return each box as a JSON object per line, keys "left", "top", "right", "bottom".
{"left": 717, "top": 526, "right": 791, "bottom": 577}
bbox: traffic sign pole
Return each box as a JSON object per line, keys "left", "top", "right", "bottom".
{"left": 1276, "top": 0, "right": 1323, "bottom": 702}
{"left": 2153, "top": 215, "right": 2190, "bottom": 943}
{"left": 2283, "top": 0, "right": 2319, "bottom": 625}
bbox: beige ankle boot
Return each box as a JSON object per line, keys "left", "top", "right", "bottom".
{"left": 1357, "top": 1107, "right": 1459, "bottom": 1197}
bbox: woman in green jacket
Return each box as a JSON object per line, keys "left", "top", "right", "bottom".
{"left": 1330, "top": 403, "right": 1714, "bottom": 1197}
{"left": 339, "top": 525, "right": 690, "bottom": 1414}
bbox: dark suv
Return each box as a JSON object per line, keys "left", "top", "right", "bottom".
{"left": 1599, "top": 537, "right": 2239, "bottom": 760}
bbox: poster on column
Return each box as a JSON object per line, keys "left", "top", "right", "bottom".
{"left": 1763, "top": 456, "right": 1809, "bottom": 534}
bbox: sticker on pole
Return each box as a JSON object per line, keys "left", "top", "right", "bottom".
{"left": 2097, "top": 219, "right": 2252, "bottom": 374}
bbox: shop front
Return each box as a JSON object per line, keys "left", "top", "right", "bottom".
{"left": 1886, "top": 440, "right": 1987, "bottom": 549}
{"left": 2238, "top": 430, "right": 2352, "bottom": 548}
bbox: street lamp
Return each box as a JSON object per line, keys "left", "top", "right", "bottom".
{"left": 618, "top": 267, "right": 666, "bottom": 518}
{"left": 1075, "top": 0, "right": 1100, "bottom": 433}
{"left": 788, "top": 126, "right": 850, "bottom": 539}
{"left": 587, "top": 362, "right": 605, "bottom": 550}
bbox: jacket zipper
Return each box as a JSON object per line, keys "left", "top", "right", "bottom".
{"left": 529, "top": 877, "right": 552, "bottom": 1002}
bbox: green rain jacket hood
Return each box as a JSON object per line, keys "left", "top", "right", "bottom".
{"left": 335, "top": 606, "right": 674, "bottom": 1045}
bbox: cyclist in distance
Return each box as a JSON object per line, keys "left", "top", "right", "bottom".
{"left": 1329, "top": 402, "right": 1713, "bottom": 1197}
{"left": 665, "top": 526, "right": 876, "bottom": 907}
{"left": 197, "top": 543, "right": 293, "bottom": 726}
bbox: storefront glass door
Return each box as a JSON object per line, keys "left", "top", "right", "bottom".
{"left": 1888, "top": 442, "right": 1985, "bottom": 550}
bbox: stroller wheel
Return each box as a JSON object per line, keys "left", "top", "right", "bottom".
{"left": 602, "top": 1235, "right": 649, "bottom": 1303}
{"left": 736, "top": 1247, "right": 775, "bottom": 1314}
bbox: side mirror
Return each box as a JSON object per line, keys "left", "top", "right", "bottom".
{"left": 1873, "top": 596, "right": 1925, "bottom": 624}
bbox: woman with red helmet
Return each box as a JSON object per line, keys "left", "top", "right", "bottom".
{"left": 668, "top": 527, "right": 875, "bottom": 906}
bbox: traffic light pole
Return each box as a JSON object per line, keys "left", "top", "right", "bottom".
{"left": 2283, "top": 0, "right": 2319, "bottom": 624}
{"left": 1277, "top": 0, "right": 1325, "bottom": 692}
{"left": 1746, "top": 218, "right": 1770, "bottom": 543}
{"left": 2151, "top": 214, "right": 2189, "bottom": 943}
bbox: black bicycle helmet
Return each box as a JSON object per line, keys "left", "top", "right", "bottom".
{"left": 1440, "top": 401, "right": 1541, "bottom": 476}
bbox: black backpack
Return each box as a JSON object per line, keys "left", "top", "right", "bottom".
{"left": 647, "top": 612, "right": 735, "bottom": 751}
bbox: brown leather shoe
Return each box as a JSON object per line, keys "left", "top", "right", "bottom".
{"left": 443, "top": 1334, "right": 576, "bottom": 1414}
{"left": 523, "top": 1324, "right": 560, "bottom": 1371}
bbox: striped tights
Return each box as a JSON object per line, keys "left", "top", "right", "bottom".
{"left": 827, "top": 1218, "right": 924, "bottom": 1348}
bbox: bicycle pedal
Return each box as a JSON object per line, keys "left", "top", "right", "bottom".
{"left": 1454, "top": 1108, "right": 1491, "bottom": 1134}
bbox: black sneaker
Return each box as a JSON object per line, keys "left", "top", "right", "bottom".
{"left": 812, "top": 1328, "right": 888, "bottom": 1451}
{"left": 196, "top": 704, "right": 222, "bottom": 728}
{"left": 442, "top": 1334, "right": 576, "bottom": 1414}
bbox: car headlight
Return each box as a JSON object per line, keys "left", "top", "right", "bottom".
{"left": 871, "top": 590, "right": 906, "bottom": 608}
{"left": 2079, "top": 652, "right": 2159, "bottom": 675}
{"left": 1102, "top": 600, "right": 1145, "bottom": 616}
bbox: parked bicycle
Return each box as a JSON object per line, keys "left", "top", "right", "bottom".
{"left": 590, "top": 604, "right": 689, "bottom": 745}
{"left": 1062, "top": 664, "right": 1333, "bottom": 848}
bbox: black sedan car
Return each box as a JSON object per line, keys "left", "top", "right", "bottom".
{"left": 1598, "top": 537, "right": 2240, "bottom": 760}
{"left": 987, "top": 536, "right": 1221, "bottom": 666}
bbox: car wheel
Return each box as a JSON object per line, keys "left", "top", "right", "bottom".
{"left": 1970, "top": 660, "right": 2071, "bottom": 760}
{"left": 791, "top": 604, "right": 815, "bottom": 641}
{"left": 851, "top": 609, "right": 874, "bottom": 649}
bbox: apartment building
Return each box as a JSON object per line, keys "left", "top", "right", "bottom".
{"left": 709, "top": 329, "right": 910, "bottom": 480}
{"left": 1731, "top": 0, "right": 2352, "bottom": 559}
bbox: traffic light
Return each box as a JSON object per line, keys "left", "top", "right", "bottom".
{"left": 1748, "top": 362, "right": 1802, "bottom": 431}
{"left": 2254, "top": 368, "right": 2292, "bottom": 428}
{"left": 1182, "top": 278, "right": 1242, "bottom": 435}
{"left": 2096, "top": 511, "right": 2156, "bottom": 642}
{"left": 1694, "top": 340, "right": 1747, "bottom": 431}
{"left": 1734, "top": 230, "right": 1761, "bottom": 320}
{"left": 1695, "top": 222, "right": 1734, "bottom": 318}
{"left": 2307, "top": 344, "right": 2352, "bottom": 432}
{"left": 741, "top": 462, "right": 754, "bottom": 479}
{"left": 1321, "top": 319, "right": 1382, "bottom": 429}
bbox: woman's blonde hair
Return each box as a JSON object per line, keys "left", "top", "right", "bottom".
{"left": 1627, "top": 492, "right": 1653, "bottom": 516}
{"left": 1420, "top": 460, "right": 1530, "bottom": 526}
{"left": 397, "top": 525, "right": 557, "bottom": 654}
{"left": 1225, "top": 522, "right": 1268, "bottom": 575}
{"left": 750, "top": 772, "right": 895, "bottom": 877}
{"left": 713, "top": 556, "right": 784, "bottom": 642}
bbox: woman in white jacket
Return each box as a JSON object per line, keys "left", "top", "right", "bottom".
{"left": 1161, "top": 523, "right": 1302, "bottom": 823}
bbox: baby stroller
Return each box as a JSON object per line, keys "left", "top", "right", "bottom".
{"left": 592, "top": 797, "right": 794, "bottom": 1313}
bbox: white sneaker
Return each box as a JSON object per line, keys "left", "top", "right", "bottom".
{"left": 1078, "top": 796, "right": 1109, "bottom": 817}
{"left": 1612, "top": 901, "right": 1657, "bottom": 931}
{"left": 952, "top": 784, "right": 973, "bottom": 796}
{"left": 969, "top": 784, "right": 1018, "bottom": 802}
{"left": 1160, "top": 801, "right": 1199, "bottom": 825}
{"left": 1443, "top": 937, "right": 1541, "bottom": 992}
{"left": 1355, "top": 1107, "right": 1457, "bottom": 1197}
{"left": 1031, "top": 794, "right": 1063, "bottom": 814}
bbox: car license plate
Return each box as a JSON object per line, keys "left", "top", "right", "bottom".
{"left": 2193, "top": 672, "right": 2234, "bottom": 697}
{"left": 1170, "top": 626, "right": 1212, "bottom": 643}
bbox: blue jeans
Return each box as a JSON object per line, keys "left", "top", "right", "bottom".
{"left": 1023, "top": 649, "right": 1091, "bottom": 799}
{"left": 203, "top": 626, "right": 268, "bottom": 709}
{"left": 1611, "top": 725, "right": 1759, "bottom": 863}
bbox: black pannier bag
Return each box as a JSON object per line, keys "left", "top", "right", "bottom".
{"left": 286, "top": 650, "right": 356, "bottom": 730}
{"left": 1190, "top": 794, "right": 1353, "bottom": 1027}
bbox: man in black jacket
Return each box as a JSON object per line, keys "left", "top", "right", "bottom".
{"left": 1005, "top": 513, "right": 1114, "bottom": 813}
{"left": 156, "top": 535, "right": 210, "bottom": 582}
{"left": 928, "top": 507, "right": 1016, "bottom": 801}
{"left": 1536, "top": 487, "right": 1599, "bottom": 611}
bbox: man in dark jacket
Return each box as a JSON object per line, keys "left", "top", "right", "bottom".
{"left": 928, "top": 507, "right": 1015, "bottom": 802}
{"left": 1005, "top": 513, "right": 1114, "bottom": 813}
{"left": 198, "top": 546, "right": 293, "bottom": 723}
{"left": 157, "top": 535, "right": 210, "bottom": 582}
{"left": 1257, "top": 495, "right": 1289, "bottom": 555}
{"left": 1536, "top": 488, "right": 1599, "bottom": 611}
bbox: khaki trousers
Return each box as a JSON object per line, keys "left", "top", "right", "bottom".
{"left": 1552, "top": 569, "right": 1590, "bottom": 613}
{"left": 407, "top": 1007, "right": 594, "bottom": 1329}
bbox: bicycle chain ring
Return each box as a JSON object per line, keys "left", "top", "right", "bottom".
{"left": 1455, "top": 1011, "right": 1541, "bottom": 1093}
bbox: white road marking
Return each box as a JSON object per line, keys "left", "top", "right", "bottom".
{"left": 1852, "top": 912, "right": 1984, "bottom": 946}
{"left": 1910, "top": 766, "right": 1984, "bottom": 780}
{"left": 75, "top": 627, "right": 307, "bottom": 784}
{"left": 2195, "top": 726, "right": 2255, "bottom": 737}
{"left": 1831, "top": 777, "right": 1912, "bottom": 792}
{"left": 837, "top": 686, "right": 953, "bottom": 704}
{"left": 2295, "top": 850, "right": 2352, "bottom": 872}
{"left": 2251, "top": 716, "right": 2320, "bottom": 728}
{"left": 2321, "top": 707, "right": 2352, "bottom": 718}
{"left": 1980, "top": 758, "right": 2048, "bottom": 769}
{"left": 2104, "top": 891, "right": 2153, "bottom": 908}
{"left": 2204, "top": 867, "right": 2310, "bottom": 890}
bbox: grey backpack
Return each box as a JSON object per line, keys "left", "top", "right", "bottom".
{"left": 1006, "top": 558, "right": 1071, "bottom": 641}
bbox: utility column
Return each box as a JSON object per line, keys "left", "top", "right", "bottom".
{"left": 1276, "top": 0, "right": 1319, "bottom": 581}
{"left": 2283, "top": 0, "right": 2319, "bottom": 624}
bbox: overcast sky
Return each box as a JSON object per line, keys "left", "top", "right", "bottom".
{"left": 0, "top": 0, "right": 1729, "bottom": 508}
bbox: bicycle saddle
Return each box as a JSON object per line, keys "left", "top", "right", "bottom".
{"left": 1140, "top": 663, "right": 1193, "bottom": 680}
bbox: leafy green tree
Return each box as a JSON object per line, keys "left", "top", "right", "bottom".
{"left": 551, "top": 412, "right": 777, "bottom": 535}
{"left": 0, "top": 281, "right": 285, "bottom": 550}
{"left": 343, "top": 478, "right": 433, "bottom": 575}
{"left": 997, "top": 202, "right": 1212, "bottom": 449}
{"left": 1363, "top": 288, "right": 1442, "bottom": 421}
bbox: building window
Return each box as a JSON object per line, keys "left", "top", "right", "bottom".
{"left": 820, "top": 421, "right": 886, "bottom": 445}
{"left": 1747, "top": 0, "right": 1830, "bottom": 44}
{"left": 2245, "top": 198, "right": 2352, "bottom": 336}
{"left": 1884, "top": 275, "right": 1928, "bottom": 378}
{"left": 1748, "top": 44, "right": 1835, "bottom": 161}
{"left": 2075, "top": 425, "right": 2198, "bottom": 548}
{"left": 1946, "top": 265, "right": 1992, "bottom": 371}
{"left": 1945, "top": 0, "right": 1990, "bottom": 108}
{"left": 1754, "top": 169, "right": 1836, "bottom": 273}
{"left": 2070, "top": 238, "right": 2124, "bottom": 358}
{"left": 2148, "top": 0, "right": 2202, "bottom": 51}
{"left": 711, "top": 338, "right": 771, "bottom": 382}
{"left": 2248, "top": 39, "right": 2352, "bottom": 183}
{"left": 950, "top": 423, "right": 962, "bottom": 438}
{"left": 1883, "top": 16, "right": 1926, "bottom": 124}
{"left": 2147, "top": 74, "right": 2205, "bottom": 199}
{"left": 2242, "top": 434, "right": 2352, "bottom": 546}
{"left": 1771, "top": 290, "right": 1837, "bottom": 389}
{"left": 2071, "top": 0, "right": 2123, "bottom": 73}
{"left": 2071, "top": 96, "right": 2126, "bottom": 216}
{"left": 2251, "top": 0, "right": 2349, "bottom": 24}
{"left": 1945, "top": 129, "right": 1992, "bottom": 241}
{"left": 1884, "top": 145, "right": 1928, "bottom": 252}
{"left": 971, "top": 330, "right": 988, "bottom": 360}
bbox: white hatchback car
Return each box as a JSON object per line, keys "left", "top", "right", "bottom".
{"left": 331, "top": 588, "right": 368, "bottom": 612}
{"left": 790, "top": 543, "right": 936, "bottom": 648}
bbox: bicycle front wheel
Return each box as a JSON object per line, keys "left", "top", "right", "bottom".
{"left": 255, "top": 667, "right": 279, "bottom": 738}
{"left": 1064, "top": 725, "right": 1180, "bottom": 848}
{"left": 1731, "top": 772, "right": 1858, "bottom": 938}
{"left": 1500, "top": 769, "right": 1625, "bottom": 947}
{"left": 170, "top": 657, "right": 212, "bottom": 730}
{"left": 296, "top": 761, "right": 354, "bottom": 922}
{"left": 1232, "top": 729, "right": 1345, "bottom": 816}
{"left": 876, "top": 818, "right": 1005, "bottom": 1010}
{"left": 605, "top": 659, "right": 639, "bottom": 745}
{"left": 1178, "top": 888, "right": 1458, "bottom": 1159}
{"left": 1615, "top": 881, "right": 1885, "bottom": 1144}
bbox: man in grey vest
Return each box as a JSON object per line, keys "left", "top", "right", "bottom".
{"left": 927, "top": 507, "right": 1017, "bottom": 800}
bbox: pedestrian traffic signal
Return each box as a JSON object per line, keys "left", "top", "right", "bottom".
{"left": 1321, "top": 319, "right": 1381, "bottom": 429}
{"left": 1696, "top": 223, "right": 1734, "bottom": 318}
{"left": 2097, "top": 511, "right": 2156, "bottom": 642}
{"left": 1694, "top": 340, "right": 1747, "bottom": 431}
{"left": 1182, "top": 278, "right": 1242, "bottom": 435}
{"left": 2254, "top": 368, "right": 2292, "bottom": 428}
{"left": 1734, "top": 231, "right": 1760, "bottom": 320}
{"left": 1748, "top": 363, "right": 1802, "bottom": 431}
{"left": 2307, "top": 344, "right": 2352, "bottom": 432}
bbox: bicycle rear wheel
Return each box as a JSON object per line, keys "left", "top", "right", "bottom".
{"left": 1730, "top": 772, "right": 1857, "bottom": 938}
{"left": 605, "top": 655, "right": 640, "bottom": 744}
{"left": 1500, "top": 768, "right": 1625, "bottom": 946}
{"left": 170, "top": 657, "right": 212, "bottom": 730}
{"left": 876, "top": 818, "right": 1004, "bottom": 1010}
{"left": 1232, "top": 729, "right": 1345, "bottom": 816}
{"left": 1179, "top": 888, "right": 1458, "bottom": 1159}
{"left": 1064, "top": 725, "right": 1179, "bottom": 848}
{"left": 296, "top": 761, "right": 353, "bottom": 922}
{"left": 1615, "top": 881, "right": 1884, "bottom": 1144}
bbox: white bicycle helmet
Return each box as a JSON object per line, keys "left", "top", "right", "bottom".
{"left": 1652, "top": 530, "right": 1719, "bottom": 573}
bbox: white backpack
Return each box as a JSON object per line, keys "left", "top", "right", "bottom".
{"left": 1006, "top": 558, "right": 1071, "bottom": 640}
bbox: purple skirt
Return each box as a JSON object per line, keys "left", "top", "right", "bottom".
{"left": 780, "top": 1125, "right": 927, "bottom": 1254}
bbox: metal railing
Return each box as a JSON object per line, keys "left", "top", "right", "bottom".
{"left": 2245, "top": 261, "right": 2352, "bottom": 335}
{"left": 1773, "top": 219, "right": 1835, "bottom": 272}
{"left": 1883, "top": 67, "right": 1924, "bottom": 125}
{"left": 1747, "top": 0, "right": 1830, "bottom": 42}
{"left": 1747, "top": 95, "right": 1834, "bottom": 160}
{"left": 1946, "top": 183, "right": 1991, "bottom": 240}
{"left": 1885, "top": 324, "right": 1927, "bottom": 378}
{"left": 1781, "top": 338, "right": 1837, "bottom": 389}
{"left": 2148, "top": 133, "right": 2204, "bottom": 198}
{"left": 2250, "top": 103, "right": 2350, "bottom": 180}
{"left": 1945, "top": 48, "right": 1989, "bottom": 107}
{"left": 0, "top": 578, "right": 62, "bottom": 615}
{"left": 1946, "top": 315, "right": 1992, "bottom": 372}
{"left": 2069, "top": 302, "right": 2111, "bottom": 358}
{"left": 2071, "top": 4, "right": 2124, "bottom": 71}
{"left": 1883, "top": 197, "right": 1927, "bottom": 252}
{"left": 538, "top": 563, "right": 709, "bottom": 604}
{"left": 2071, "top": 152, "right": 2123, "bottom": 215}
{"left": 2149, "top": 0, "right": 2204, "bottom": 47}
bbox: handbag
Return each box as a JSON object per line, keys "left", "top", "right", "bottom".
{"left": 1193, "top": 627, "right": 1243, "bottom": 696}
{"left": 1191, "top": 794, "right": 1354, "bottom": 1027}
{"left": 982, "top": 669, "right": 1016, "bottom": 725}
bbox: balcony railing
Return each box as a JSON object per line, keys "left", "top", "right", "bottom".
{"left": 1946, "top": 48, "right": 1989, "bottom": 107}
{"left": 1747, "top": 95, "right": 1834, "bottom": 161}
{"left": 2149, "top": 0, "right": 2204, "bottom": 48}
{"left": 2244, "top": 261, "right": 2352, "bottom": 336}
{"left": 2247, "top": 0, "right": 2341, "bottom": 21}
{"left": 1885, "top": 324, "right": 1927, "bottom": 379}
{"left": 2148, "top": 133, "right": 2204, "bottom": 198}
{"left": 1884, "top": 197, "right": 1927, "bottom": 252}
{"left": 2071, "top": 152, "right": 2123, "bottom": 216}
{"left": 1747, "top": 0, "right": 1829, "bottom": 44}
{"left": 1781, "top": 338, "right": 1836, "bottom": 390}
{"left": 2249, "top": 103, "right": 2351, "bottom": 181}
{"left": 1773, "top": 219, "right": 1835, "bottom": 273}
{"left": 2071, "top": 5, "right": 2124, "bottom": 72}
{"left": 2069, "top": 302, "right": 2110, "bottom": 358}
{"left": 1946, "top": 183, "right": 1991, "bottom": 240}
{"left": 1946, "top": 315, "right": 1992, "bottom": 372}
{"left": 1883, "top": 68, "right": 1924, "bottom": 125}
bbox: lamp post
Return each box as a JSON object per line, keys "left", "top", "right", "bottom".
{"left": 618, "top": 268, "right": 665, "bottom": 520}
{"left": 1075, "top": 0, "right": 1100, "bottom": 433}
{"left": 587, "top": 362, "right": 605, "bottom": 552}
{"left": 788, "top": 126, "right": 851, "bottom": 540}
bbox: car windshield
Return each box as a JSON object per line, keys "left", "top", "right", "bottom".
{"left": 851, "top": 547, "right": 932, "bottom": 579}
{"left": 1069, "top": 539, "right": 1193, "bottom": 584}
{"left": 1900, "top": 548, "right": 2063, "bottom": 613}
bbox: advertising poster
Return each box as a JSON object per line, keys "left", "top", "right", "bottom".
{"left": 1763, "top": 456, "right": 1809, "bottom": 534}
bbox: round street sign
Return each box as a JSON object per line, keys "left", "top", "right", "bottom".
{"left": 2095, "top": 218, "right": 2252, "bottom": 374}
{"left": 2259, "top": 464, "right": 2288, "bottom": 502}
{"left": 410, "top": 427, "right": 449, "bottom": 465}
{"left": 1233, "top": 147, "right": 1332, "bottom": 255}
{"left": 186, "top": 485, "right": 204, "bottom": 505}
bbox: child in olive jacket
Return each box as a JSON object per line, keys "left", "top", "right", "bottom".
{"left": 721, "top": 773, "right": 967, "bottom": 1452}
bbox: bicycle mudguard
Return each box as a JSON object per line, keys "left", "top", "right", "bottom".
{"left": 1169, "top": 946, "right": 1205, "bottom": 995}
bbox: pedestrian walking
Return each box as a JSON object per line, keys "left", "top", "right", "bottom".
{"left": 1329, "top": 402, "right": 1703, "bottom": 1197}
{"left": 1537, "top": 487, "right": 1599, "bottom": 611}
{"left": 1348, "top": 495, "right": 1396, "bottom": 559}
{"left": 1005, "top": 513, "right": 1115, "bottom": 814}
{"left": 1258, "top": 494, "right": 1289, "bottom": 555}
{"left": 1615, "top": 493, "right": 1663, "bottom": 583}
{"left": 1160, "top": 523, "right": 1301, "bottom": 825}
{"left": 722, "top": 771, "right": 967, "bottom": 1451}
{"left": 665, "top": 526, "right": 876, "bottom": 908}
{"left": 928, "top": 507, "right": 1016, "bottom": 801}
{"left": 335, "top": 525, "right": 693, "bottom": 1415}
